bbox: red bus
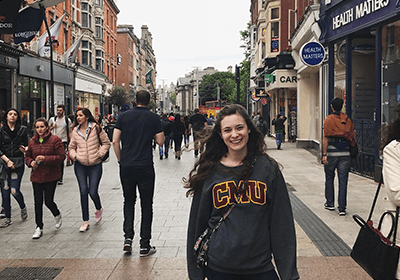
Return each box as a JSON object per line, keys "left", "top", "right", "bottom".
{"left": 199, "top": 100, "right": 226, "bottom": 117}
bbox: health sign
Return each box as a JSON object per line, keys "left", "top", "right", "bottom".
{"left": 300, "top": 42, "right": 325, "bottom": 66}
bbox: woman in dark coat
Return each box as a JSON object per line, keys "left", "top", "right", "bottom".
{"left": 25, "top": 117, "right": 65, "bottom": 239}
{"left": 172, "top": 114, "right": 185, "bottom": 160}
{"left": 0, "top": 108, "right": 29, "bottom": 228}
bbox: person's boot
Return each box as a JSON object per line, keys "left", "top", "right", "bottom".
{"left": 277, "top": 144, "right": 281, "bottom": 150}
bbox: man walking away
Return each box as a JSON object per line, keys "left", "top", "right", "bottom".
{"left": 189, "top": 108, "right": 207, "bottom": 157}
{"left": 322, "top": 97, "right": 355, "bottom": 216}
{"left": 48, "top": 105, "right": 72, "bottom": 185}
{"left": 112, "top": 90, "right": 164, "bottom": 256}
{"left": 272, "top": 114, "right": 287, "bottom": 150}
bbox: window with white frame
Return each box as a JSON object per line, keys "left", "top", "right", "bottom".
{"left": 95, "top": 17, "right": 103, "bottom": 39}
{"left": 81, "top": 40, "right": 92, "bottom": 67}
{"left": 81, "top": 3, "right": 92, "bottom": 29}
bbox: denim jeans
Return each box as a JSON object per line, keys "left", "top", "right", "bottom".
{"left": 120, "top": 165, "right": 155, "bottom": 248}
{"left": 205, "top": 267, "right": 279, "bottom": 280}
{"left": 275, "top": 132, "right": 283, "bottom": 147}
{"left": 74, "top": 161, "right": 103, "bottom": 221}
{"left": 1, "top": 166, "right": 26, "bottom": 219}
{"left": 184, "top": 134, "right": 190, "bottom": 146}
{"left": 32, "top": 181, "right": 60, "bottom": 229}
{"left": 324, "top": 156, "right": 351, "bottom": 211}
{"left": 159, "top": 135, "right": 170, "bottom": 157}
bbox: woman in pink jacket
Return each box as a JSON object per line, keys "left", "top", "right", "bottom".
{"left": 68, "top": 108, "right": 110, "bottom": 232}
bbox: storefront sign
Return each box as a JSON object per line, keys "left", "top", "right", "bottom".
{"left": 251, "top": 91, "right": 261, "bottom": 102}
{"left": 319, "top": 0, "right": 400, "bottom": 43}
{"left": 300, "top": 42, "right": 325, "bottom": 66}
{"left": 255, "top": 88, "right": 268, "bottom": 98}
{"left": 0, "top": 54, "right": 18, "bottom": 68}
{"left": 266, "top": 69, "right": 298, "bottom": 91}
{"left": 0, "top": 0, "right": 23, "bottom": 34}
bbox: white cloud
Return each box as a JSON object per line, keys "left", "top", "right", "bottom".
{"left": 116, "top": 0, "right": 249, "bottom": 87}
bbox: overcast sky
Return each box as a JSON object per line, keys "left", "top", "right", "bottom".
{"left": 115, "top": 0, "right": 250, "bottom": 88}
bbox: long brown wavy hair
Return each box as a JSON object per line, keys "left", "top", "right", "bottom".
{"left": 381, "top": 103, "right": 400, "bottom": 150}
{"left": 183, "top": 104, "right": 267, "bottom": 196}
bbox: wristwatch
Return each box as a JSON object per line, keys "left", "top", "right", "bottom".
{"left": 323, "top": 153, "right": 327, "bottom": 156}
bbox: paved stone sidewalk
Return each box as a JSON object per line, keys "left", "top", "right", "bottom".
{"left": 0, "top": 137, "right": 375, "bottom": 279}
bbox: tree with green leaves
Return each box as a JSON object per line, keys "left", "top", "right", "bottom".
{"left": 105, "top": 86, "right": 128, "bottom": 112}
{"left": 240, "top": 22, "right": 251, "bottom": 60}
{"left": 199, "top": 72, "right": 236, "bottom": 105}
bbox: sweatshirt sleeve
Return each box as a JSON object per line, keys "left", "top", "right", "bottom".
{"left": 383, "top": 141, "right": 400, "bottom": 206}
{"left": 187, "top": 188, "right": 206, "bottom": 280}
{"left": 269, "top": 170, "right": 299, "bottom": 280}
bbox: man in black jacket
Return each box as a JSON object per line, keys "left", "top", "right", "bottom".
{"left": 272, "top": 114, "right": 287, "bottom": 150}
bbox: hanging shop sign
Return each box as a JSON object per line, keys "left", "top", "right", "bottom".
{"left": 266, "top": 69, "right": 297, "bottom": 91}
{"left": 251, "top": 90, "right": 261, "bottom": 102}
{"left": 300, "top": 42, "right": 326, "bottom": 66}
{"left": 319, "top": 0, "right": 399, "bottom": 43}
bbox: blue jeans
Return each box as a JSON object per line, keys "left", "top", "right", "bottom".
{"left": 324, "top": 156, "right": 351, "bottom": 211}
{"left": 74, "top": 162, "right": 103, "bottom": 221}
{"left": 205, "top": 267, "right": 279, "bottom": 280}
{"left": 275, "top": 132, "right": 283, "bottom": 147}
{"left": 120, "top": 165, "right": 155, "bottom": 248}
{"left": 184, "top": 134, "right": 190, "bottom": 146}
{"left": 159, "top": 135, "right": 170, "bottom": 157}
{"left": 1, "top": 167, "right": 26, "bottom": 219}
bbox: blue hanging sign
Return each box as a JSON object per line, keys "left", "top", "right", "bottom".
{"left": 300, "top": 42, "right": 326, "bottom": 66}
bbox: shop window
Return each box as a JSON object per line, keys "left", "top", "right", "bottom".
{"left": 382, "top": 20, "right": 400, "bottom": 123}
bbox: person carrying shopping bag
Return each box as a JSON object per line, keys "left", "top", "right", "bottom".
{"left": 25, "top": 118, "right": 65, "bottom": 239}
{"left": 68, "top": 108, "right": 110, "bottom": 232}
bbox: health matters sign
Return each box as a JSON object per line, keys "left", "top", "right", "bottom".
{"left": 319, "top": 0, "right": 400, "bottom": 43}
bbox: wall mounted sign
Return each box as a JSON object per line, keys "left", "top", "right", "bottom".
{"left": 300, "top": 41, "right": 326, "bottom": 66}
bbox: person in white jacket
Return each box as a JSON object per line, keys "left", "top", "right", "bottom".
{"left": 381, "top": 103, "right": 400, "bottom": 280}
{"left": 69, "top": 108, "right": 110, "bottom": 232}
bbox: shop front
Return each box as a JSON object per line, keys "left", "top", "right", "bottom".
{"left": 319, "top": 0, "right": 400, "bottom": 180}
{"left": 0, "top": 42, "right": 23, "bottom": 112}
{"left": 18, "top": 55, "right": 74, "bottom": 135}
{"left": 75, "top": 66, "right": 105, "bottom": 120}
{"left": 265, "top": 69, "right": 298, "bottom": 142}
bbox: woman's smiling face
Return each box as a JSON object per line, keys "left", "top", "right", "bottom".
{"left": 76, "top": 110, "right": 88, "bottom": 125}
{"left": 220, "top": 113, "right": 250, "bottom": 155}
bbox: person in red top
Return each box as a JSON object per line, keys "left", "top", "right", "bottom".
{"left": 25, "top": 117, "right": 65, "bottom": 239}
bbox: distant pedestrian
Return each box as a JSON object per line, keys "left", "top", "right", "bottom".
{"left": 68, "top": 108, "right": 110, "bottom": 232}
{"left": 189, "top": 108, "right": 207, "bottom": 157}
{"left": 322, "top": 97, "right": 355, "bottom": 216}
{"left": 159, "top": 114, "right": 172, "bottom": 160}
{"left": 25, "top": 118, "right": 65, "bottom": 239}
{"left": 48, "top": 105, "right": 73, "bottom": 185}
{"left": 183, "top": 115, "right": 191, "bottom": 148}
{"left": 256, "top": 115, "right": 268, "bottom": 137}
{"left": 172, "top": 114, "right": 185, "bottom": 160}
{"left": 0, "top": 108, "right": 29, "bottom": 228}
{"left": 185, "top": 104, "right": 298, "bottom": 280}
{"left": 272, "top": 114, "right": 287, "bottom": 150}
{"left": 112, "top": 90, "right": 164, "bottom": 256}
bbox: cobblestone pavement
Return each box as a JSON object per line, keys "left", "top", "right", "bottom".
{"left": 0, "top": 136, "right": 377, "bottom": 279}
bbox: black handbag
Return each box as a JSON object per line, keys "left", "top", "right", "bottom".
{"left": 351, "top": 176, "right": 400, "bottom": 280}
{"left": 349, "top": 142, "right": 359, "bottom": 159}
{"left": 95, "top": 126, "right": 109, "bottom": 162}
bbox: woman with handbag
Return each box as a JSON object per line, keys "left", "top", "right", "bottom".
{"left": 68, "top": 108, "right": 110, "bottom": 232}
{"left": 185, "top": 104, "right": 299, "bottom": 280}
{"left": 0, "top": 108, "right": 29, "bottom": 228}
{"left": 25, "top": 118, "right": 65, "bottom": 239}
{"left": 381, "top": 103, "right": 400, "bottom": 280}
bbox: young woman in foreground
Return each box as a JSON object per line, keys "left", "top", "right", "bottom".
{"left": 185, "top": 104, "right": 299, "bottom": 280}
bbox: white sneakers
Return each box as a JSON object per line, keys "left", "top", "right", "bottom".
{"left": 32, "top": 227, "right": 43, "bottom": 239}
{"left": 55, "top": 214, "right": 62, "bottom": 229}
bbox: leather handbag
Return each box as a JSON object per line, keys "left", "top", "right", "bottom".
{"left": 95, "top": 125, "right": 109, "bottom": 162}
{"left": 351, "top": 176, "right": 400, "bottom": 280}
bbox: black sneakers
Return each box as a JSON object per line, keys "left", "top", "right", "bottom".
{"left": 123, "top": 238, "right": 132, "bottom": 252}
{"left": 140, "top": 246, "right": 156, "bottom": 257}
